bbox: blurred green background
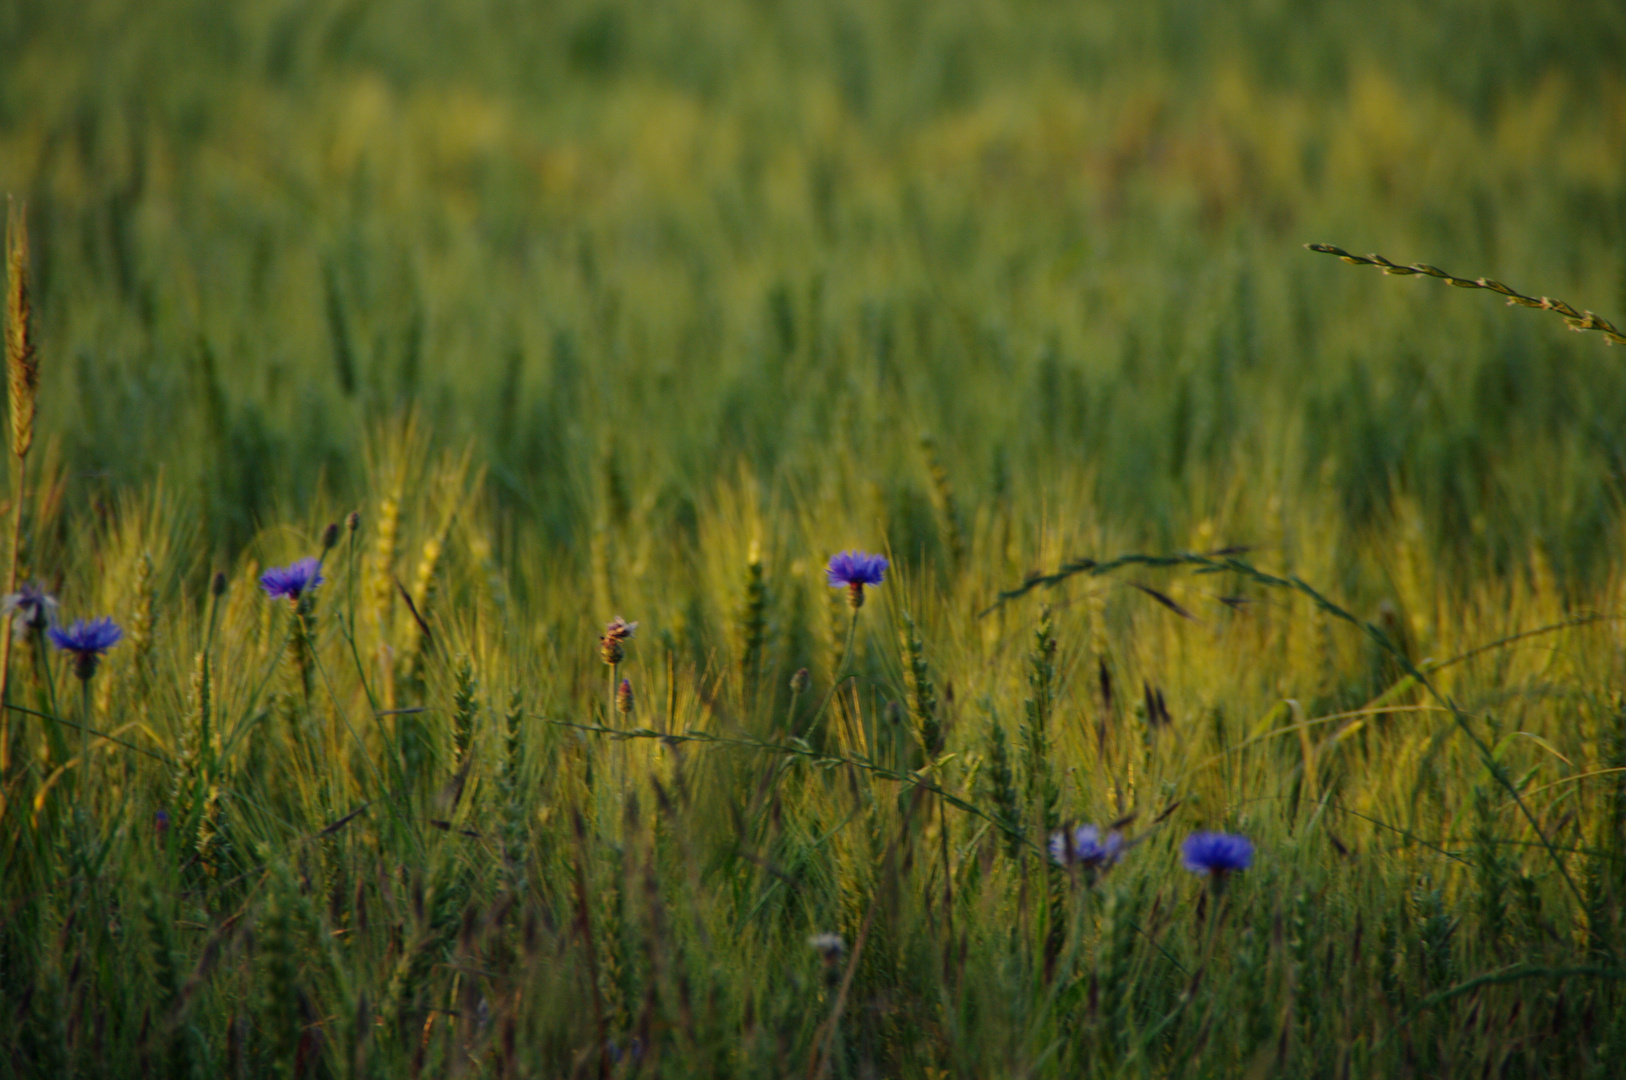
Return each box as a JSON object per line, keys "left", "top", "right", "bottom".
{"left": 4, "top": 0, "right": 1626, "bottom": 580}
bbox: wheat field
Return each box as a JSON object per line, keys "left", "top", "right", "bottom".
{"left": 4, "top": 1, "right": 1626, "bottom": 1076}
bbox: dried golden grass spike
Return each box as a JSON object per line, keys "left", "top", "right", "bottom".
{"left": 5, "top": 197, "right": 37, "bottom": 461}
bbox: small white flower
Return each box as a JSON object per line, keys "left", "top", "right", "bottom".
{"left": 808, "top": 933, "right": 846, "bottom": 960}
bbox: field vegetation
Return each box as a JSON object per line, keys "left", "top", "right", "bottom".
{"left": 4, "top": 0, "right": 1626, "bottom": 1075}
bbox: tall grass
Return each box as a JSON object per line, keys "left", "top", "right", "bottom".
{"left": 3, "top": 0, "right": 1626, "bottom": 1075}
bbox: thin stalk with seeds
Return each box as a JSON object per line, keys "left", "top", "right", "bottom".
{"left": 1306, "top": 242, "right": 1626, "bottom": 345}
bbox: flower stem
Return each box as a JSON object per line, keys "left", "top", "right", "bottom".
{"left": 80, "top": 675, "right": 92, "bottom": 793}
{"left": 784, "top": 686, "right": 803, "bottom": 736}
{"left": 840, "top": 611, "right": 864, "bottom": 753}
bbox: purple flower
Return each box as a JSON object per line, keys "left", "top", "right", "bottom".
{"left": 826, "top": 550, "right": 888, "bottom": 610}
{"left": 259, "top": 557, "right": 324, "bottom": 601}
{"left": 2, "top": 582, "right": 57, "bottom": 638}
{"left": 1049, "top": 824, "right": 1125, "bottom": 869}
{"left": 48, "top": 616, "right": 123, "bottom": 680}
{"left": 1182, "top": 831, "right": 1254, "bottom": 877}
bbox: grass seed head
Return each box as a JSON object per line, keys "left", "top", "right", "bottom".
{"left": 5, "top": 197, "right": 38, "bottom": 461}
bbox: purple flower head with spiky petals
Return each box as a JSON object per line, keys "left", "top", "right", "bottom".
{"left": 826, "top": 551, "right": 889, "bottom": 610}
{"left": 1049, "top": 824, "right": 1125, "bottom": 870}
{"left": 259, "top": 557, "right": 324, "bottom": 602}
{"left": 1182, "top": 831, "right": 1254, "bottom": 877}
{"left": 48, "top": 616, "right": 123, "bottom": 681}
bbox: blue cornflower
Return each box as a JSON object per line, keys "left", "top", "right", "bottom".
{"left": 48, "top": 616, "right": 123, "bottom": 681}
{"left": 259, "top": 557, "right": 324, "bottom": 602}
{"left": 1182, "top": 831, "right": 1254, "bottom": 877}
{"left": 826, "top": 550, "right": 889, "bottom": 610}
{"left": 1049, "top": 824, "right": 1125, "bottom": 870}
